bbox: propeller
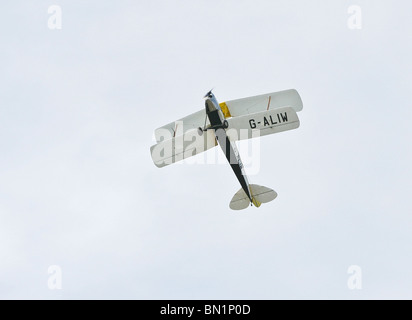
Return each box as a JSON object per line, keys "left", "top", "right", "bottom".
{"left": 203, "top": 88, "right": 214, "bottom": 99}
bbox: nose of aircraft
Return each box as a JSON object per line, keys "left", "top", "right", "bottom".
{"left": 205, "top": 98, "right": 217, "bottom": 113}
{"left": 203, "top": 89, "right": 214, "bottom": 99}
{"left": 204, "top": 89, "right": 218, "bottom": 113}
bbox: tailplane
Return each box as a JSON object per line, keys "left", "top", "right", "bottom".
{"left": 229, "top": 184, "right": 277, "bottom": 210}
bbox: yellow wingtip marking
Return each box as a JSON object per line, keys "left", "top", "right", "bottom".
{"left": 219, "top": 102, "right": 232, "bottom": 118}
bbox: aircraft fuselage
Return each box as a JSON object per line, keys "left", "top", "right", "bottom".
{"left": 204, "top": 93, "right": 252, "bottom": 203}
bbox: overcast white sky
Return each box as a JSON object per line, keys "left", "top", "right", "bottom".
{"left": 1, "top": 0, "right": 412, "bottom": 299}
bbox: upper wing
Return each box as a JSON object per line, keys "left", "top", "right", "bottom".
{"left": 220, "top": 89, "right": 303, "bottom": 118}
{"left": 154, "top": 89, "right": 302, "bottom": 143}
{"left": 154, "top": 109, "right": 209, "bottom": 143}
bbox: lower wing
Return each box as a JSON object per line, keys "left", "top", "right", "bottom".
{"left": 150, "top": 128, "right": 217, "bottom": 168}
{"left": 225, "top": 106, "right": 300, "bottom": 142}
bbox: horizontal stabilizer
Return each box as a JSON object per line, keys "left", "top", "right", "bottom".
{"left": 229, "top": 188, "right": 251, "bottom": 210}
{"left": 229, "top": 184, "right": 277, "bottom": 210}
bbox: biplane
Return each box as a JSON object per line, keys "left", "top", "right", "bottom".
{"left": 150, "top": 89, "right": 303, "bottom": 210}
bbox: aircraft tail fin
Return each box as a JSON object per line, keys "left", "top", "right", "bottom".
{"left": 229, "top": 184, "right": 277, "bottom": 210}
{"left": 252, "top": 197, "right": 262, "bottom": 208}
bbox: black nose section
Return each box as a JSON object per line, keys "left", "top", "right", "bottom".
{"left": 205, "top": 99, "right": 217, "bottom": 113}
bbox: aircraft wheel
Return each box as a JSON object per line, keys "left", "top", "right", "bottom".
{"left": 223, "top": 120, "right": 229, "bottom": 129}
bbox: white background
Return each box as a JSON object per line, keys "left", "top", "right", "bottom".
{"left": 1, "top": 1, "right": 411, "bottom": 299}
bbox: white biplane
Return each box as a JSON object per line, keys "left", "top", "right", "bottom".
{"left": 150, "top": 89, "right": 303, "bottom": 210}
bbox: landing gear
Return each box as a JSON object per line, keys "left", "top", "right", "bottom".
{"left": 198, "top": 114, "right": 209, "bottom": 136}
{"left": 198, "top": 119, "right": 228, "bottom": 136}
